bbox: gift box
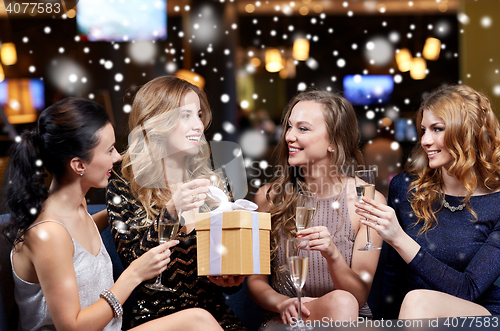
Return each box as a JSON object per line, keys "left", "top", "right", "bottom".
{"left": 196, "top": 210, "right": 271, "bottom": 276}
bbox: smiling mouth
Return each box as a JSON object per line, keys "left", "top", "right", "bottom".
{"left": 187, "top": 136, "right": 200, "bottom": 142}
{"left": 428, "top": 151, "right": 440, "bottom": 156}
{"left": 289, "top": 147, "right": 302, "bottom": 152}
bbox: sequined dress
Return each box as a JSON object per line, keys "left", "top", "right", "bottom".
{"left": 262, "top": 184, "right": 370, "bottom": 329}
{"left": 106, "top": 171, "right": 245, "bottom": 329}
{"left": 381, "top": 171, "right": 500, "bottom": 318}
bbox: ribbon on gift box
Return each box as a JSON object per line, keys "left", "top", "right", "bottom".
{"left": 207, "top": 186, "right": 261, "bottom": 275}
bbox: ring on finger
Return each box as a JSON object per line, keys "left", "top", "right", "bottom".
{"left": 192, "top": 194, "right": 199, "bottom": 202}
{"left": 318, "top": 232, "right": 321, "bottom": 240}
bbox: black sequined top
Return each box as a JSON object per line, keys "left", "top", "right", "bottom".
{"left": 106, "top": 171, "right": 245, "bottom": 330}
{"left": 382, "top": 172, "right": 500, "bottom": 318}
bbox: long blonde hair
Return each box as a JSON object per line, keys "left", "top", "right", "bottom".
{"left": 407, "top": 84, "right": 500, "bottom": 234}
{"left": 122, "top": 76, "right": 214, "bottom": 221}
{"left": 266, "top": 89, "right": 364, "bottom": 266}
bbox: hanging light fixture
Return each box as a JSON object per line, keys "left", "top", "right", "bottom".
{"left": 175, "top": 69, "right": 205, "bottom": 89}
{"left": 292, "top": 38, "right": 309, "bottom": 61}
{"left": 1, "top": 43, "right": 17, "bottom": 66}
{"left": 423, "top": 37, "right": 441, "bottom": 61}
{"left": 265, "top": 49, "right": 282, "bottom": 73}
{"left": 395, "top": 48, "right": 412, "bottom": 72}
{"left": 410, "top": 57, "right": 427, "bottom": 80}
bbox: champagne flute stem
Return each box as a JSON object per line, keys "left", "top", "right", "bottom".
{"left": 297, "top": 287, "right": 303, "bottom": 322}
{"left": 366, "top": 221, "right": 372, "bottom": 245}
{"left": 153, "top": 272, "right": 162, "bottom": 286}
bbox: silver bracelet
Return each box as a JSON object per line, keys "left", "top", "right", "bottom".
{"left": 99, "top": 289, "right": 123, "bottom": 318}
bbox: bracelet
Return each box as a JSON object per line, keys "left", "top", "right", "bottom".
{"left": 99, "top": 289, "right": 123, "bottom": 318}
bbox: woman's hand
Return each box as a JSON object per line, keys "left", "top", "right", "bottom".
{"left": 277, "top": 297, "right": 312, "bottom": 324}
{"left": 207, "top": 275, "right": 246, "bottom": 287}
{"left": 298, "top": 226, "right": 337, "bottom": 261}
{"left": 354, "top": 197, "right": 404, "bottom": 245}
{"left": 129, "top": 240, "right": 179, "bottom": 282}
{"left": 167, "top": 178, "right": 210, "bottom": 218}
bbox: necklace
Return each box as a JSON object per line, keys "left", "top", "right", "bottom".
{"left": 443, "top": 198, "right": 465, "bottom": 212}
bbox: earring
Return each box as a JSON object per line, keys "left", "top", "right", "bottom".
{"left": 80, "top": 172, "right": 84, "bottom": 176}
{"left": 328, "top": 147, "right": 334, "bottom": 152}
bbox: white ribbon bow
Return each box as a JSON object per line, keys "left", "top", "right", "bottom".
{"left": 207, "top": 186, "right": 258, "bottom": 212}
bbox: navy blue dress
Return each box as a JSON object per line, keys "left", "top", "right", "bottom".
{"left": 381, "top": 172, "right": 500, "bottom": 318}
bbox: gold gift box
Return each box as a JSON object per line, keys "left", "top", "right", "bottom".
{"left": 195, "top": 210, "right": 271, "bottom": 276}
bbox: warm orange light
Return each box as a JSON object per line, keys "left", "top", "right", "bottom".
{"left": 175, "top": 69, "right": 205, "bottom": 89}
{"left": 423, "top": 37, "right": 441, "bottom": 61}
{"left": 299, "top": 6, "right": 309, "bottom": 15}
{"left": 0, "top": 64, "right": 4, "bottom": 82}
{"left": 410, "top": 57, "right": 427, "bottom": 80}
{"left": 265, "top": 49, "right": 282, "bottom": 73}
{"left": 245, "top": 4, "right": 255, "bottom": 13}
{"left": 395, "top": 48, "right": 412, "bottom": 72}
{"left": 1, "top": 43, "right": 17, "bottom": 66}
{"left": 67, "top": 9, "right": 77, "bottom": 18}
{"left": 250, "top": 57, "right": 261, "bottom": 67}
{"left": 293, "top": 38, "right": 309, "bottom": 61}
{"left": 313, "top": 4, "right": 323, "bottom": 13}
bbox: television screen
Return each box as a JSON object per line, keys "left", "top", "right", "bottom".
{"left": 343, "top": 75, "right": 394, "bottom": 105}
{"left": 0, "top": 78, "right": 45, "bottom": 124}
{"left": 76, "top": 0, "right": 167, "bottom": 42}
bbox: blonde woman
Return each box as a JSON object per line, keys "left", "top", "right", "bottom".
{"left": 356, "top": 84, "right": 500, "bottom": 318}
{"left": 106, "top": 76, "right": 245, "bottom": 329}
{"left": 247, "top": 90, "right": 386, "bottom": 329}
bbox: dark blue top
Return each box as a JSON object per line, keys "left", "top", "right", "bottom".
{"left": 381, "top": 172, "right": 500, "bottom": 318}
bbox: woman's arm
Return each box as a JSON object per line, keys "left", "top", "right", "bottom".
{"left": 246, "top": 185, "right": 311, "bottom": 323}
{"left": 355, "top": 172, "right": 500, "bottom": 302}
{"left": 25, "top": 222, "right": 175, "bottom": 331}
{"left": 298, "top": 180, "right": 386, "bottom": 308}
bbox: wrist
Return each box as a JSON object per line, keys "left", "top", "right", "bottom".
{"left": 165, "top": 200, "right": 177, "bottom": 220}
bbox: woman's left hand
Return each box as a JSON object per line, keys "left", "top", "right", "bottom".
{"left": 208, "top": 275, "right": 246, "bottom": 287}
{"left": 298, "top": 226, "right": 336, "bottom": 260}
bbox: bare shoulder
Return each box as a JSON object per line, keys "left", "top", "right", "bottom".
{"left": 23, "top": 220, "right": 74, "bottom": 259}
{"left": 254, "top": 184, "right": 273, "bottom": 213}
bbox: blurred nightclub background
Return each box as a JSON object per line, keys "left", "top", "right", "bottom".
{"left": 0, "top": 0, "right": 499, "bottom": 206}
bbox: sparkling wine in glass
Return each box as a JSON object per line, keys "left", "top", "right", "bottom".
{"left": 286, "top": 238, "right": 310, "bottom": 329}
{"left": 145, "top": 207, "right": 180, "bottom": 291}
{"left": 355, "top": 170, "right": 381, "bottom": 251}
{"left": 295, "top": 192, "right": 317, "bottom": 232}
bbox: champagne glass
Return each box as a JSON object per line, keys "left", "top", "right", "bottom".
{"left": 145, "top": 207, "right": 180, "bottom": 291}
{"left": 286, "top": 238, "right": 310, "bottom": 329}
{"left": 295, "top": 192, "right": 318, "bottom": 232}
{"left": 355, "top": 170, "right": 381, "bottom": 251}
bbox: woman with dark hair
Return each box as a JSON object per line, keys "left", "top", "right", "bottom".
{"left": 356, "top": 84, "right": 500, "bottom": 318}
{"left": 106, "top": 76, "right": 245, "bottom": 329}
{"left": 247, "top": 89, "right": 386, "bottom": 329}
{"left": 4, "top": 97, "right": 223, "bottom": 331}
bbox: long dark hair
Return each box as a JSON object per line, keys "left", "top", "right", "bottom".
{"left": 3, "top": 98, "right": 110, "bottom": 244}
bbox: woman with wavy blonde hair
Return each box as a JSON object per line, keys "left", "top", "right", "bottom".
{"left": 106, "top": 76, "right": 245, "bottom": 329}
{"left": 356, "top": 84, "right": 500, "bottom": 319}
{"left": 247, "top": 89, "right": 386, "bottom": 329}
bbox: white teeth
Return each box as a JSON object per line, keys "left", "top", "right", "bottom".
{"left": 187, "top": 136, "right": 200, "bottom": 142}
{"left": 428, "top": 151, "right": 439, "bottom": 155}
{"left": 289, "top": 148, "right": 301, "bottom": 152}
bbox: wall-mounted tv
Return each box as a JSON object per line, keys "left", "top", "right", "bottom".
{"left": 0, "top": 78, "right": 44, "bottom": 124}
{"left": 343, "top": 75, "right": 394, "bottom": 106}
{"left": 76, "top": 0, "right": 167, "bottom": 42}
